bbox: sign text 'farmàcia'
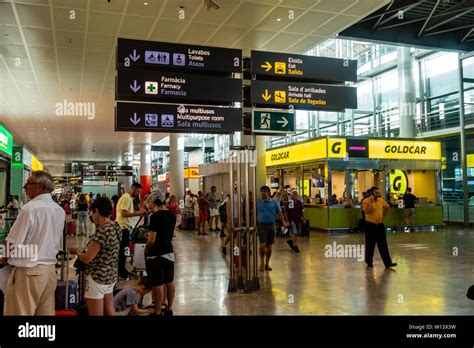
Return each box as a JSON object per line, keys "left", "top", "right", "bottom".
{"left": 117, "top": 38, "right": 242, "bottom": 74}
{"left": 266, "top": 138, "right": 442, "bottom": 167}
{"left": 251, "top": 51, "right": 357, "bottom": 83}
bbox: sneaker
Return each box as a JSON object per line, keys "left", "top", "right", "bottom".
{"left": 287, "top": 240, "right": 295, "bottom": 250}
{"left": 221, "top": 246, "right": 226, "bottom": 255}
{"left": 385, "top": 263, "right": 397, "bottom": 268}
{"left": 265, "top": 264, "right": 272, "bottom": 271}
{"left": 366, "top": 263, "right": 373, "bottom": 268}
{"left": 219, "top": 232, "right": 226, "bottom": 238}
{"left": 215, "top": 228, "right": 221, "bottom": 232}
{"left": 162, "top": 309, "right": 173, "bottom": 316}
{"left": 293, "top": 245, "right": 300, "bottom": 253}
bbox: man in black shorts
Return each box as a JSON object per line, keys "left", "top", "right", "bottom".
{"left": 145, "top": 197, "right": 176, "bottom": 316}
{"left": 256, "top": 186, "right": 288, "bottom": 271}
{"left": 403, "top": 187, "right": 417, "bottom": 233}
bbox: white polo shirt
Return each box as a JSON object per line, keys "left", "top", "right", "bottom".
{"left": 6, "top": 193, "right": 65, "bottom": 267}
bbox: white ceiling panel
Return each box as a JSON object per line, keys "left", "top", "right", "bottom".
{"left": 85, "top": 33, "right": 116, "bottom": 52}
{"left": 57, "top": 48, "right": 83, "bottom": 64}
{"left": 284, "top": 10, "right": 335, "bottom": 34}
{"left": 90, "top": 0, "right": 127, "bottom": 14}
{"left": 119, "top": 16, "right": 155, "bottom": 40}
{"left": 51, "top": 0, "right": 88, "bottom": 10}
{"left": 193, "top": 0, "right": 241, "bottom": 25}
{"left": 88, "top": 11, "right": 122, "bottom": 35}
{"left": 55, "top": 30, "right": 86, "bottom": 49}
{"left": 255, "top": 6, "right": 304, "bottom": 32}
{"left": 314, "top": 0, "right": 360, "bottom": 14}
{"left": 179, "top": 23, "right": 220, "bottom": 45}
{"left": 29, "top": 46, "right": 57, "bottom": 61}
{"left": 127, "top": 0, "right": 166, "bottom": 17}
{"left": 53, "top": 7, "right": 87, "bottom": 31}
{"left": 23, "top": 27, "right": 55, "bottom": 47}
{"left": 226, "top": 2, "right": 274, "bottom": 28}
{"left": 0, "top": 25, "right": 23, "bottom": 45}
{"left": 159, "top": 0, "right": 202, "bottom": 21}
{"left": 0, "top": 3, "right": 17, "bottom": 26}
{"left": 206, "top": 26, "right": 247, "bottom": 46}
{"left": 260, "top": 32, "right": 303, "bottom": 51}
{"left": 16, "top": 3, "right": 52, "bottom": 29}
{"left": 0, "top": 44, "right": 28, "bottom": 59}
{"left": 233, "top": 29, "right": 277, "bottom": 49}
{"left": 149, "top": 19, "right": 184, "bottom": 42}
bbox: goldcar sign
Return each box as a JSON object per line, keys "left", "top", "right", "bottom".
{"left": 369, "top": 140, "right": 441, "bottom": 160}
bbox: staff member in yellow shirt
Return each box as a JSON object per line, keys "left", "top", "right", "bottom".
{"left": 116, "top": 182, "right": 144, "bottom": 278}
{"left": 362, "top": 186, "right": 397, "bottom": 269}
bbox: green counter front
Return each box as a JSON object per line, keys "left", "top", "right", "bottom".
{"left": 304, "top": 205, "right": 444, "bottom": 231}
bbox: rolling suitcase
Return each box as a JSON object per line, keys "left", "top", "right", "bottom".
{"left": 55, "top": 250, "right": 78, "bottom": 315}
{"left": 132, "top": 243, "right": 147, "bottom": 276}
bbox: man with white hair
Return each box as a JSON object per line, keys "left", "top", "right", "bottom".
{"left": 3, "top": 171, "right": 65, "bottom": 315}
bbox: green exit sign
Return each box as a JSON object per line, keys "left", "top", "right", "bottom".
{"left": 0, "top": 125, "right": 13, "bottom": 157}
{"left": 253, "top": 110, "right": 296, "bottom": 135}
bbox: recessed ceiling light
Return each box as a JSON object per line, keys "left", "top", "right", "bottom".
{"left": 277, "top": 18, "right": 281, "bottom": 21}
{"left": 43, "top": 127, "right": 46, "bottom": 130}
{"left": 25, "top": 84, "right": 29, "bottom": 87}
{"left": 144, "top": 2, "right": 148, "bottom": 5}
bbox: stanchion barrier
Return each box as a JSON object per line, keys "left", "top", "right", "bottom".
{"left": 250, "top": 227, "right": 260, "bottom": 291}
{"left": 237, "top": 227, "right": 244, "bottom": 289}
{"left": 244, "top": 227, "right": 252, "bottom": 293}
{"left": 227, "top": 226, "right": 237, "bottom": 293}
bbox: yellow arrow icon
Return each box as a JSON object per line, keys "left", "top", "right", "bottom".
{"left": 261, "top": 61, "right": 272, "bottom": 72}
{"left": 262, "top": 89, "right": 271, "bottom": 102}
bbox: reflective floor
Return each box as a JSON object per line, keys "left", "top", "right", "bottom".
{"left": 68, "top": 226, "right": 474, "bottom": 315}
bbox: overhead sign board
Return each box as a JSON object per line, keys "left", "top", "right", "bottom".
{"left": 0, "top": 125, "right": 13, "bottom": 157}
{"left": 252, "top": 110, "right": 295, "bottom": 134}
{"left": 117, "top": 38, "right": 242, "bottom": 74}
{"left": 116, "top": 70, "right": 242, "bottom": 105}
{"left": 251, "top": 80, "right": 357, "bottom": 111}
{"left": 116, "top": 102, "right": 242, "bottom": 134}
{"left": 251, "top": 50, "right": 357, "bottom": 83}
{"left": 266, "top": 138, "right": 327, "bottom": 167}
{"left": 184, "top": 168, "right": 199, "bottom": 179}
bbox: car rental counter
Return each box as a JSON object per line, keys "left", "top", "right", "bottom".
{"left": 265, "top": 136, "right": 443, "bottom": 232}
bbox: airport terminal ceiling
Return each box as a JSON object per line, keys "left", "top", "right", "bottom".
{"left": 0, "top": 0, "right": 390, "bottom": 173}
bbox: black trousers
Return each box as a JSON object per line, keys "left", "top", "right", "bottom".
{"left": 118, "top": 228, "right": 130, "bottom": 275}
{"left": 365, "top": 223, "right": 392, "bottom": 266}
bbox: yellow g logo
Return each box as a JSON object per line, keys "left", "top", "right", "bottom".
{"left": 389, "top": 169, "right": 408, "bottom": 199}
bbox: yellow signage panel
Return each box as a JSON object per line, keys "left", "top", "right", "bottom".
{"left": 184, "top": 167, "right": 199, "bottom": 179}
{"left": 468, "top": 154, "right": 474, "bottom": 168}
{"left": 266, "top": 138, "right": 327, "bottom": 167}
{"left": 31, "top": 155, "right": 43, "bottom": 171}
{"left": 369, "top": 140, "right": 441, "bottom": 160}
{"left": 328, "top": 138, "right": 346, "bottom": 158}
{"left": 300, "top": 179, "right": 310, "bottom": 196}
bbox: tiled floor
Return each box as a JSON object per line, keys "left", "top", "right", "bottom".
{"left": 67, "top": 226, "right": 474, "bottom": 315}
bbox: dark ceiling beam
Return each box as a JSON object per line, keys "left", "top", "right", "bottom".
{"left": 461, "top": 28, "right": 474, "bottom": 43}
{"left": 424, "top": 24, "right": 474, "bottom": 37}
{"left": 417, "top": 0, "right": 440, "bottom": 37}
{"left": 372, "top": 1, "right": 395, "bottom": 30}
{"left": 423, "top": 0, "right": 474, "bottom": 32}
{"left": 377, "top": 17, "right": 426, "bottom": 30}
{"left": 359, "top": 0, "right": 424, "bottom": 23}
{"left": 375, "top": 1, "right": 427, "bottom": 28}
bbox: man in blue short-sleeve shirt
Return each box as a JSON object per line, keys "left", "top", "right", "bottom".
{"left": 256, "top": 185, "right": 288, "bottom": 272}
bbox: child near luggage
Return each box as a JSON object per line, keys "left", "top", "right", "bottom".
{"left": 114, "top": 277, "right": 154, "bottom": 316}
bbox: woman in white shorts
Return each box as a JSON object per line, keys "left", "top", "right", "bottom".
{"left": 69, "top": 197, "right": 121, "bottom": 315}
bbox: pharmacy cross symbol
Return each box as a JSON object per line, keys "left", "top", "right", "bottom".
{"left": 147, "top": 84, "right": 156, "bottom": 93}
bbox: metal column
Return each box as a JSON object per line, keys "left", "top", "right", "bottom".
{"left": 458, "top": 54, "right": 470, "bottom": 226}
{"left": 227, "top": 134, "right": 236, "bottom": 293}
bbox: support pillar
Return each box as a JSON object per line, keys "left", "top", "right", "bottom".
{"left": 397, "top": 46, "right": 417, "bottom": 138}
{"left": 140, "top": 144, "right": 151, "bottom": 203}
{"left": 123, "top": 155, "right": 133, "bottom": 193}
{"left": 255, "top": 135, "right": 266, "bottom": 190}
{"left": 169, "top": 133, "right": 185, "bottom": 198}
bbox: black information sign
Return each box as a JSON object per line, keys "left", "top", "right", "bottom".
{"left": 347, "top": 139, "right": 369, "bottom": 158}
{"left": 115, "top": 102, "right": 242, "bottom": 134}
{"left": 116, "top": 69, "right": 242, "bottom": 105}
{"left": 82, "top": 171, "right": 107, "bottom": 177}
{"left": 251, "top": 80, "right": 357, "bottom": 110}
{"left": 251, "top": 50, "right": 357, "bottom": 83}
{"left": 117, "top": 38, "right": 242, "bottom": 74}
